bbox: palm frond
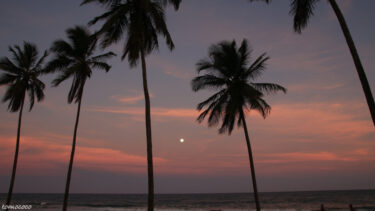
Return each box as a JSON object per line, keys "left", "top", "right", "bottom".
{"left": 208, "top": 41, "right": 239, "bottom": 78}
{"left": 44, "top": 55, "right": 73, "bottom": 74}
{"left": 87, "top": 37, "right": 98, "bottom": 57}
{"left": 191, "top": 74, "right": 226, "bottom": 92}
{"left": 248, "top": 97, "right": 271, "bottom": 118}
{"left": 197, "top": 89, "right": 227, "bottom": 110}
{"left": 13, "top": 45, "right": 26, "bottom": 68}
{"left": 197, "top": 91, "right": 228, "bottom": 124}
{"left": 0, "top": 73, "right": 17, "bottom": 85}
{"left": 122, "top": 30, "right": 144, "bottom": 64}
{"left": 0, "top": 57, "right": 21, "bottom": 74}
{"left": 206, "top": 92, "right": 228, "bottom": 127}
{"left": 160, "top": 0, "right": 181, "bottom": 10}
{"left": 196, "top": 60, "right": 214, "bottom": 73}
{"left": 27, "top": 79, "right": 45, "bottom": 111}
{"left": 31, "top": 50, "right": 48, "bottom": 73}
{"left": 8, "top": 46, "right": 22, "bottom": 67}
{"left": 90, "top": 61, "right": 112, "bottom": 72}
{"left": 68, "top": 75, "right": 86, "bottom": 104}
{"left": 238, "top": 39, "right": 250, "bottom": 67}
{"left": 22, "top": 42, "right": 39, "bottom": 68}
{"left": 245, "top": 53, "right": 269, "bottom": 79}
{"left": 219, "top": 101, "right": 240, "bottom": 134}
{"left": 249, "top": 0, "right": 270, "bottom": 3}
{"left": 251, "top": 82, "right": 287, "bottom": 95}
{"left": 34, "top": 86, "right": 45, "bottom": 103}
{"left": 81, "top": 0, "right": 121, "bottom": 7}
{"left": 88, "top": 8, "right": 117, "bottom": 26}
{"left": 29, "top": 77, "right": 45, "bottom": 109}
{"left": 98, "top": 4, "right": 130, "bottom": 48}
{"left": 51, "top": 40, "right": 74, "bottom": 57}
{"left": 67, "top": 26, "right": 92, "bottom": 57}
{"left": 149, "top": 1, "right": 174, "bottom": 50}
{"left": 91, "top": 52, "right": 116, "bottom": 61}
{"left": 2, "top": 81, "right": 26, "bottom": 112}
{"left": 27, "top": 84, "right": 35, "bottom": 111}
{"left": 290, "top": 0, "right": 319, "bottom": 33}
{"left": 52, "top": 66, "right": 76, "bottom": 87}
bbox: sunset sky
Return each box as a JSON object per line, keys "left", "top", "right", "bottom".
{"left": 0, "top": 0, "right": 374, "bottom": 194}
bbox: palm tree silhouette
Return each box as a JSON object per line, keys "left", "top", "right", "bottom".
{"left": 0, "top": 42, "right": 47, "bottom": 206}
{"left": 81, "top": 1, "right": 180, "bottom": 210}
{"left": 45, "top": 26, "right": 115, "bottom": 211}
{"left": 192, "top": 39, "right": 286, "bottom": 211}
{"left": 251, "top": 0, "right": 375, "bottom": 126}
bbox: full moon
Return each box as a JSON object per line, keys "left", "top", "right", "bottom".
{"left": 180, "top": 138, "right": 184, "bottom": 143}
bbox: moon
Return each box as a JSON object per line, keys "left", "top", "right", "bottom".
{"left": 180, "top": 138, "right": 184, "bottom": 143}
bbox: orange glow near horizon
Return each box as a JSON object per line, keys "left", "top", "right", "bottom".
{"left": 1, "top": 97, "right": 373, "bottom": 177}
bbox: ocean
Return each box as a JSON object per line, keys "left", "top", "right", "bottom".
{"left": 1, "top": 190, "right": 374, "bottom": 211}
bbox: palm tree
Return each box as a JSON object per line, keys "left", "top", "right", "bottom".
{"left": 0, "top": 42, "right": 47, "bottom": 206}
{"left": 45, "top": 26, "right": 115, "bottom": 211}
{"left": 251, "top": 0, "right": 375, "bottom": 126}
{"left": 192, "top": 39, "right": 286, "bottom": 211}
{"left": 81, "top": 1, "right": 180, "bottom": 210}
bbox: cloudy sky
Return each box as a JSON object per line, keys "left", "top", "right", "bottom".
{"left": 0, "top": 0, "right": 374, "bottom": 194}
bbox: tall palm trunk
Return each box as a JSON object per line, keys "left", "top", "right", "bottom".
{"left": 140, "top": 48, "right": 154, "bottom": 211}
{"left": 328, "top": 0, "right": 375, "bottom": 126}
{"left": 63, "top": 96, "right": 83, "bottom": 211}
{"left": 6, "top": 96, "right": 25, "bottom": 206}
{"left": 240, "top": 110, "right": 261, "bottom": 211}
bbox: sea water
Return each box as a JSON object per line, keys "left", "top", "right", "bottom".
{"left": 1, "top": 190, "right": 374, "bottom": 211}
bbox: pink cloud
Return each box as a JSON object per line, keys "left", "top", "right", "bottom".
{"left": 0, "top": 135, "right": 167, "bottom": 175}
{"left": 89, "top": 106, "right": 199, "bottom": 119}
{"left": 258, "top": 152, "right": 358, "bottom": 164}
{"left": 270, "top": 46, "right": 348, "bottom": 74}
{"left": 163, "top": 69, "right": 192, "bottom": 80}
{"left": 149, "top": 56, "right": 193, "bottom": 80}
{"left": 287, "top": 82, "right": 344, "bottom": 92}
{"left": 116, "top": 95, "right": 145, "bottom": 104}
{"left": 111, "top": 93, "right": 154, "bottom": 105}
{"left": 249, "top": 102, "right": 374, "bottom": 141}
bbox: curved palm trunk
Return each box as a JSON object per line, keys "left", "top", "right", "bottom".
{"left": 6, "top": 97, "right": 25, "bottom": 206}
{"left": 240, "top": 110, "right": 261, "bottom": 211}
{"left": 63, "top": 97, "right": 83, "bottom": 211}
{"left": 328, "top": 0, "right": 375, "bottom": 126}
{"left": 140, "top": 48, "right": 154, "bottom": 211}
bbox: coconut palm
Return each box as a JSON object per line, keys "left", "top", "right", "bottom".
{"left": 81, "top": 0, "right": 180, "bottom": 210}
{"left": 0, "top": 42, "right": 47, "bottom": 206}
{"left": 251, "top": 0, "right": 375, "bottom": 126}
{"left": 45, "top": 26, "right": 115, "bottom": 211}
{"left": 192, "top": 39, "right": 286, "bottom": 211}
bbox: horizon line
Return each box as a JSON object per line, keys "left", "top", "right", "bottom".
{"left": 2, "top": 188, "right": 374, "bottom": 195}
